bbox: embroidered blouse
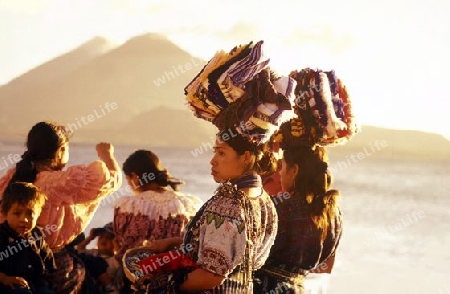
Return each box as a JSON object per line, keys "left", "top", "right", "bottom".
{"left": 183, "top": 182, "right": 278, "bottom": 293}
{"left": 113, "top": 190, "right": 203, "bottom": 261}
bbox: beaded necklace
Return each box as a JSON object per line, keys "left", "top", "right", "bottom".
{"left": 231, "top": 173, "right": 261, "bottom": 287}
{"left": 232, "top": 173, "right": 262, "bottom": 189}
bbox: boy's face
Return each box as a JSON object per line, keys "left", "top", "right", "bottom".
{"left": 6, "top": 202, "right": 40, "bottom": 236}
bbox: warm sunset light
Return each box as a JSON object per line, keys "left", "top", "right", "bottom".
{"left": 1, "top": 0, "right": 448, "bottom": 139}
{"left": 0, "top": 0, "right": 450, "bottom": 137}
{"left": 0, "top": 2, "right": 449, "bottom": 294}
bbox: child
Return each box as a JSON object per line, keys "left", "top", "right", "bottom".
{"left": 0, "top": 182, "right": 56, "bottom": 294}
{"left": 76, "top": 222, "right": 119, "bottom": 294}
{"left": 0, "top": 122, "right": 122, "bottom": 293}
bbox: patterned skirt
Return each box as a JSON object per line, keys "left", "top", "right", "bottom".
{"left": 253, "top": 267, "right": 305, "bottom": 294}
{"left": 49, "top": 249, "right": 86, "bottom": 294}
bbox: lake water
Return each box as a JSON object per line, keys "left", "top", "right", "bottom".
{"left": 1, "top": 142, "right": 449, "bottom": 294}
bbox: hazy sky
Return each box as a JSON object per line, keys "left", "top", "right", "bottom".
{"left": 1, "top": 0, "right": 449, "bottom": 138}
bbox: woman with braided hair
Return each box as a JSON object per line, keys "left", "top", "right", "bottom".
{"left": 121, "top": 40, "right": 296, "bottom": 293}
{"left": 0, "top": 121, "right": 122, "bottom": 293}
{"left": 113, "top": 149, "right": 203, "bottom": 293}
{"left": 254, "top": 66, "right": 357, "bottom": 293}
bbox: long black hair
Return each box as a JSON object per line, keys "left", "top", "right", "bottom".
{"left": 11, "top": 121, "right": 70, "bottom": 183}
{"left": 123, "top": 149, "right": 183, "bottom": 191}
{"left": 283, "top": 145, "right": 340, "bottom": 240}
{"left": 217, "top": 130, "right": 278, "bottom": 176}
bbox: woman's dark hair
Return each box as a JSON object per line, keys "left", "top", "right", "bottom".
{"left": 283, "top": 145, "right": 340, "bottom": 240}
{"left": 11, "top": 121, "right": 70, "bottom": 184}
{"left": 217, "top": 130, "right": 278, "bottom": 176}
{"left": 123, "top": 150, "right": 173, "bottom": 189}
{"left": 1, "top": 182, "right": 46, "bottom": 215}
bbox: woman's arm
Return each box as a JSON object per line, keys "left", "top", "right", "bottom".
{"left": 179, "top": 268, "right": 225, "bottom": 292}
{"left": 0, "top": 272, "right": 30, "bottom": 289}
{"left": 38, "top": 143, "right": 122, "bottom": 204}
{"left": 144, "top": 237, "right": 183, "bottom": 252}
{"left": 75, "top": 228, "right": 96, "bottom": 251}
{"left": 0, "top": 170, "right": 15, "bottom": 222}
{"left": 174, "top": 191, "right": 247, "bottom": 292}
{"left": 96, "top": 142, "right": 121, "bottom": 179}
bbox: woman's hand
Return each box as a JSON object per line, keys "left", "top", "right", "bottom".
{"left": 95, "top": 142, "right": 121, "bottom": 179}
{"left": 96, "top": 142, "right": 114, "bottom": 161}
{"left": 2, "top": 275, "right": 30, "bottom": 289}
{"left": 113, "top": 237, "right": 120, "bottom": 254}
{"left": 142, "top": 237, "right": 183, "bottom": 253}
{"left": 87, "top": 228, "right": 99, "bottom": 240}
{"left": 74, "top": 228, "right": 97, "bottom": 251}
{"left": 180, "top": 268, "right": 225, "bottom": 291}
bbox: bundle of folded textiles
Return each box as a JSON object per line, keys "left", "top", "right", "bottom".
{"left": 184, "top": 40, "right": 359, "bottom": 146}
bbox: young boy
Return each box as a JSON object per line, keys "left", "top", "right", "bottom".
{"left": 76, "top": 222, "right": 119, "bottom": 294}
{"left": 0, "top": 182, "right": 56, "bottom": 294}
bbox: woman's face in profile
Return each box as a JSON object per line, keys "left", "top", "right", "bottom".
{"left": 55, "top": 142, "right": 69, "bottom": 170}
{"left": 210, "top": 140, "right": 246, "bottom": 183}
{"left": 279, "top": 157, "right": 297, "bottom": 192}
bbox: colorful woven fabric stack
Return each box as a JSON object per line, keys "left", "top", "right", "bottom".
{"left": 184, "top": 40, "right": 297, "bottom": 144}
{"left": 273, "top": 68, "right": 359, "bottom": 149}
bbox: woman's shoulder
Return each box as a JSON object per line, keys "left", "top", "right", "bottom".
{"left": 0, "top": 168, "right": 15, "bottom": 179}
{"left": 213, "top": 182, "right": 245, "bottom": 200}
{"left": 202, "top": 183, "right": 246, "bottom": 219}
{"left": 136, "top": 190, "right": 203, "bottom": 206}
{"left": 113, "top": 191, "right": 164, "bottom": 208}
{"left": 37, "top": 161, "right": 108, "bottom": 182}
{"left": 0, "top": 168, "right": 15, "bottom": 196}
{"left": 113, "top": 194, "right": 135, "bottom": 208}
{"left": 114, "top": 190, "right": 201, "bottom": 218}
{"left": 172, "top": 191, "right": 203, "bottom": 208}
{"left": 65, "top": 160, "right": 109, "bottom": 175}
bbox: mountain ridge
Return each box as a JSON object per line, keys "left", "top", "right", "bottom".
{"left": 0, "top": 32, "right": 206, "bottom": 134}
{"left": 0, "top": 33, "right": 448, "bottom": 156}
{"left": 0, "top": 36, "right": 116, "bottom": 91}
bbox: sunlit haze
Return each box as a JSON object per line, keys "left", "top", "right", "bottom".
{"left": 1, "top": 0, "right": 449, "bottom": 138}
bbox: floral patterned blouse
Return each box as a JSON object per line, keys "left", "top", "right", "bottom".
{"left": 182, "top": 182, "right": 278, "bottom": 293}
{"left": 113, "top": 190, "right": 203, "bottom": 261}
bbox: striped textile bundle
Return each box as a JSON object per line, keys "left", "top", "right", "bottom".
{"left": 184, "top": 40, "right": 296, "bottom": 144}
{"left": 273, "top": 68, "right": 359, "bottom": 148}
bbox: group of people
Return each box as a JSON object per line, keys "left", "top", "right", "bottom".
{"left": 0, "top": 121, "right": 205, "bottom": 294}
{"left": 0, "top": 40, "right": 357, "bottom": 294}
{"left": 0, "top": 118, "right": 342, "bottom": 294}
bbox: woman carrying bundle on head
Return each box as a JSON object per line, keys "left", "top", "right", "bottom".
{"left": 254, "top": 142, "right": 343, "bottom": 293}
{"left": 122, "top": 40, "right": 297, "bottom": 293}
{"left": 0, "top": 121, "right": 122, "bottom": 293}
{"left": 130, "top": 131, "right": 280, "bottom": 293}
{"left": 254, "top": 68, "right": 359, "bottom": 293}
